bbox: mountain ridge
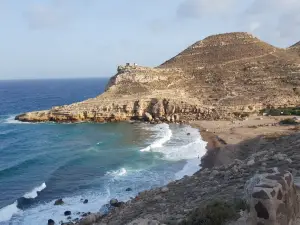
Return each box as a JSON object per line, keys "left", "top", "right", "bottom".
{"left": 16, "top": 32, "right": 300, "bottom": 123}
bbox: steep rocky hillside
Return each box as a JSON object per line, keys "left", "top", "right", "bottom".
{"left": 16, "top": 32, "right": 300, "bottom": 123}
{"left": 288, "top": 41, "right": 300, "bottom": 57}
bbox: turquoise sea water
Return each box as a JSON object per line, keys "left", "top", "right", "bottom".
{"left": 0, "top": 79, "right": 207, "bottom": 225}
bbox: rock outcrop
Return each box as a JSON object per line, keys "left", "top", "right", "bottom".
{"left": 16, "top": 32, "right": 300, "bottom": 123}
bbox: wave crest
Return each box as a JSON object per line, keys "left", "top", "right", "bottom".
{"left": 0, "top": 182, "right": 46, "bottom": 222}
{"left": 105, "top": 168, "right": 127, "bottom": 177}
{"left": 140, "top": 124, "right": 172, "bottom": 152}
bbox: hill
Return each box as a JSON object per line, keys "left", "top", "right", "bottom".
{"left": 16, "top": 32, "right": 300, "bottom": 123}
{"left": 288, "top": 41, "right": 300, "bottom": 57}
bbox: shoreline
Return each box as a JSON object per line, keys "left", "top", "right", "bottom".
{"left": 80, "top": 115, "right": 300, "bottom": 225}
{"left": 7, "top": 115, "right": 300, "bottom": 224}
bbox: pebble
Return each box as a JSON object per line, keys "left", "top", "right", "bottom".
{"left": 247, "top": 159, "right": 255, "bottom": 166}
{"left": 161, "top": 187, "right": 169, "bottom": 193}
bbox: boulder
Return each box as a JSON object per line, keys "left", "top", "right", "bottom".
{"left": 109, "top": 198, "right": 124, "bottom": 207}
{"left": 78, "top": 213, "right": 103, "bottom": 225}
{"left": 110, "top": 198, "right": 118, "bottom": 206}
{"left": 64, "top": 211, "right": 71, "bottom": 216}
{"left": 83, "top": 199, "right": 88, "bottom": 204}
{"left": 144, "top": 112, "right": 153, "bottom": 121}
{"left": 48, "top": 219, "right": 55, "bottom": 225}
{"left": 54, "top": 199, "right": 64, "bottom": 205}
{"left": 125, "top": 188, "right": 132, "bottom": 192}
{"left": 247, "top": 159, "right": 255, "bottom": 166}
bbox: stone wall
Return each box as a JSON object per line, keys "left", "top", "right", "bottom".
{"left": 249, "top": 171, "right": 299, "bottom": 225}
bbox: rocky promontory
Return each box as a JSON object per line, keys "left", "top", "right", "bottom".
{"left": 16, "top": 32, "right": 300, "bottom": 123}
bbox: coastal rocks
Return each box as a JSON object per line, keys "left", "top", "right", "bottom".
{"left": 249, "top": 171, "right": 300, "bottom": 225}
{"left": 126, "top": 188, "right": 133, "bottom": 192}
{"left": 247, "top": 159, "right": 255, "bottom": 166}
{"left": 64, "top": 211, "right": 72, "bottom": 216}
{"left": 144, "top": 112, "right": 153, "bottom": 121}
{"left": 83, "top": 199, "right": 88, "bottom": 204}
{"left": 127, "top": 219, "right": 164, "bottom": 225}
{"left": 78, "top": 213, "right": 103, "bottom": 225}
{"left": 48, "top": 219, "right": 55, "bottom": 225}
{"left": 109, "top": 198, "right": 124, "bottom": 207}
{"left": 161, "top": 187, "right": 169, "bottom": 193}
{"left": 54, "top": 199, "right": 64, "bottom": 205}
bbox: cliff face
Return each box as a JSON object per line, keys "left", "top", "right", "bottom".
{"left": 16, "top": 32, "right": 300, "bottom": 123}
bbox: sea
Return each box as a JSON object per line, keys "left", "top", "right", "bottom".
{"left": 0, "top": 78, "right": 207, "bottom": 225}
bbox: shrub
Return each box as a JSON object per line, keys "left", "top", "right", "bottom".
{"left": 280, "top": 118, "right": 298, "bottom": 125}
{"left": 180, "top": 200, "right": 247, "bottom": 225}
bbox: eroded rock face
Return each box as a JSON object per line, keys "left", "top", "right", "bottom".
{"left": 249, "top": 172, "right": 300, "bottom": 225}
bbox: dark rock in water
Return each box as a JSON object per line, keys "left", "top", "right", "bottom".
{"left": 125, "top": 188, "right": 132, "bottom": 191}
{"left": 64, "top": 211, "right": 71, "bottom": 216}
{"left": 16, "top": 197, "right": 35, "bottom": 210}
{"left": 54, "top": 198, "right": 64, "bottom": 205}
{"left": 48, "top": 219, "right": 55, "bottom": 225}
{"left": 83, "top": 199, "right": 88, "bottom": 204}
{"left": 187, "top": 133, "right": 191, "bottom": 135}
{"left": 110, "top": 198, "right": 118, "bottom": 206}
{"left": 82, "top": 213, "right": 88, "bottom": 217}
{"left": 109, "top": 199, "right": 124, "bottom": 207}
{"left": 67, "top": 216, "right": 72, "bottom": 220}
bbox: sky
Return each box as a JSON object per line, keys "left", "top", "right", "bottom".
{"left": 0, "top": 0, "right": 300, "bottom": 80}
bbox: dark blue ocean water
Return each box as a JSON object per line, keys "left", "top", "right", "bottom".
{"left": 0, "top": 79, "right": 207, "bottom": 225}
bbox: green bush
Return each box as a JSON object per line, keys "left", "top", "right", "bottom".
{"left": 180, "top": 200, "right": 246, "bottom": 225}
{"left": 280, "top": 118, "right": 298, "bottom": 125}
{"left": 260, "top": 108, "right": 300, "bottom": 116}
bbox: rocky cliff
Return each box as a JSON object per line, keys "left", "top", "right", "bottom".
{"left": 16, "top": 32, "right": 300, "bottom": 123}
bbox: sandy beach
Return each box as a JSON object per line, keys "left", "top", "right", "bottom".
{"left": 190, "top": 115, "right": 298, "bottom": 168}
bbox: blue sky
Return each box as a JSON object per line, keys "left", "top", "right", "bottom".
{"left": 0, "top": 0, "right": 299, "bottom": 79}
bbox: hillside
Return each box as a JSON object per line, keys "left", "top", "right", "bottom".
{"left": 16, "top": 32, "right": 300, "bottom": 123}
{"left": 288, "top": 41, "right": 300, "bottom": 57}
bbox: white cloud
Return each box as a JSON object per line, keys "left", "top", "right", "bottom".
{"left": 243, "top": 0, "right": 300, "bottom": 46}
{"left": 24, "top": 0, "right": 93, "bottom": 30}
{"left": 25, "top": 3, "right": 67, "bottom": 29}
{"left": 177, "top": 0, "right": 237, "bottom": 18}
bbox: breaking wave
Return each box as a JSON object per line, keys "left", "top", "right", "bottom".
{"left": 0, "top": 182, "right": 46, "bottom": 222}
{"left": 105, "top": 168, "right": 127, "bottom": 177}
{"left": 140, "top": 124, "right": 172, "bottom": 152}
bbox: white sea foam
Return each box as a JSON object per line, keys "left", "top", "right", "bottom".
{"left": 140, "top": 124, "right": 207, "bottom": 180}
{"left": 3, "top": 115, "right": 32, "bottom": 124}
{"left": 140, "top": 124, "right": 172, "bottom": 152}
{"left": 106, "top": 168, "right": 127, "bottom": 177}
{"left": 11, "top": 193, "right": 111, "bottom": 225}
{"left": 23, "top": 183, "right": 46, "bottom": 199}
{"left": 0, "top": 201, "right": 21, "bottom": 222}
{"left": 0, "top": 182, "right": 46, "bottom": 223}
{"left": 175, "top": 158, "right": 201, "bottom": 180}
